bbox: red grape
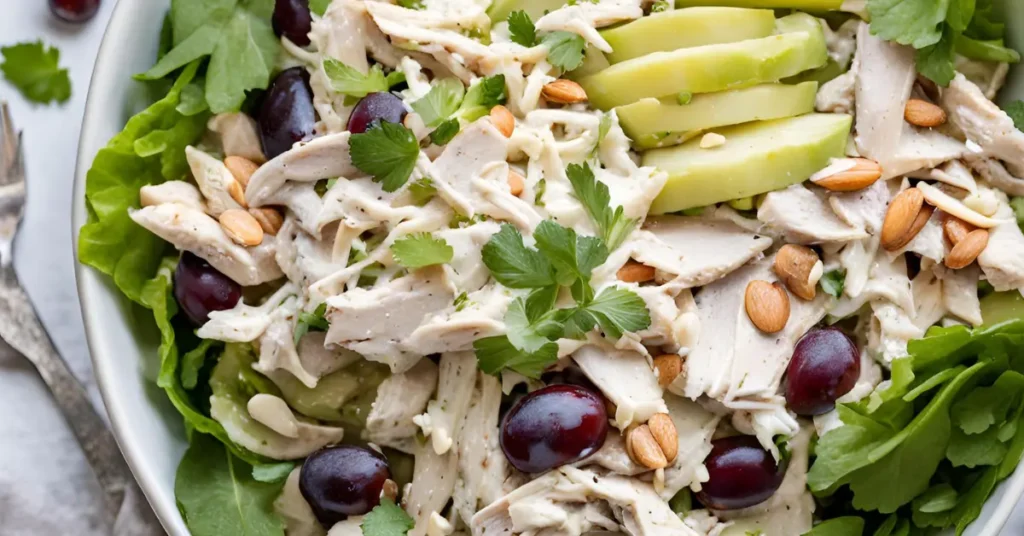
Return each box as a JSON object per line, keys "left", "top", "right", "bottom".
{"left": 347, "top": 92, "right": 407, "bottom": 134}
{"left": 500, "top": 384, "right": 608, "bottom": 474}
{"left": 173, "top": 252, "right": 241, "bottom": 326}
{"left": 50, "top": 0, "right": 100, "bottom": 23}
{"left": 273, "top": 0, "right": 313, "bottom": 47}
{"left": 785, "top": 328, "right": 860, "bottom": 416}
{"left": 258, "top": 67, "right": 316, "bottom": 160}
{"left": 300, "top": 445, "right": 391, "bottom": 526}
{"left": 697, "top": 436, "right": 785, "bottom": 510}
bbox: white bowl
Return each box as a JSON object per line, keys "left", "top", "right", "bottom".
{"left": 73, "top": 1, "right": 1024, "bottom": 534}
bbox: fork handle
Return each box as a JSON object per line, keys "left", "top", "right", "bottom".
{"left": 0, "top": 266, "right": 154, "bottom": 530}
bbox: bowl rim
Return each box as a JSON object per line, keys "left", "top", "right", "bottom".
{"left": 70, "top": 1, "right": 1024, "bottom": 535}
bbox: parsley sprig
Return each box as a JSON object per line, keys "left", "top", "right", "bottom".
{"left": 349, "top": 121, "right": 421, "bottom": 192}
{"left": 361, "top": 498, "right": 414, "bottom": 536}
{"left": 322, "top": 58, "right": 405, "bottom": 98}
{"left": 410, "top": 75, "right": 507, "bottom": 144}
{"left": 0, "top": 41, "right": 71, "bottom": 104}
{"left": 506, "top": 11, "right": 587, "bottom": 71}
{"left": 566, "top": 162, "right": 638, "bottom": 251}
{"left": 391, "top": 233, "right": 454, "bottom": 268}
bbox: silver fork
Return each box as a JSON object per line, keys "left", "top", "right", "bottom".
{"left": 0, "top": 103, "right": 164, "bottom": 535}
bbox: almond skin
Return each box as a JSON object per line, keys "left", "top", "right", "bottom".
{"left": 653, "top": 354, "right": 683, "bottom": 387}
{"left": 219, "top": 209, "right": 264, "bottom": 246}
{"left": 225, "top": 156, "right": 259, "bottom": 188}
{"left": 490, "top": 105, "right": 515, "bottom": 138}
{"left": 249, "top": 207, "right": 284, "bottom": 235}
{"left": 508, "top": 170, "right": 525, "bottom": 197}
{"left": 945, "top": 229, "right": 989, "bottom": 269}
{"left": 881, "top": 187, "right": 925, "bottom": 251}
{"left": 905, "top": 98, "right": 947, "bottom": 128}
{"left": 627, "top": 424, "right": 668, "bottom": 469}
{"left": 813, "top": 158, "right": 883, "bottom": 192}
{"left": 773, "top": 244, "right": 821, "bottom": 301}
{"left": 647, "top": 413, "right": 678, "bottom": 463}
{"left": 542, "top": 79, "right": 588, "bottom": 104}
{"left": 942, "top": 214, "right": 975, "bottom": 245}
{"left": 617, "top": 260, "right": 656, "bottom": 283}
{"left": 744, "top": 280, "right": 790, "bottom": 334}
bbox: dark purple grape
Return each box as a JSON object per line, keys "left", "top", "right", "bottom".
{"left": 697, "top": 436, "right": 785, "bottom": 510}
{"left": 258, "top": 67, "right": 316, "bottom": 160}
{"left": 347, "top": 92, "right": 407, "bottom": 134}
{"left": 300, "top": 445, "right": 391, "bottom": 527}
{"left": 173, "top": 252, "right": 241, "bottom": 326}
{"left": 50, "top": 0, "right": 100, "bottom": 22}
{"left": 500, "top": 384, "right": 608, "bottom": 474}
{"left": 273, "top": 0, "right": 313, "bottom": 47}
{"left": 785, "top": 328, "right": 860, "bottom": 416}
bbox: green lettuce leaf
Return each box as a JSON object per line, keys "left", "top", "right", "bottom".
{"left": 78, "top": 62, "right": 209, "bottom": 304}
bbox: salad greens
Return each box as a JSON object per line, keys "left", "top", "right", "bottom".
{"left": 361, "top": 498, "right": 415, "bottom": 536}
{"left": 390, "top": 233, "right": 455, "bottom": 268}
{"left": 349, "top": 121, "right": 421, "bottom": 192}
{"left": 0, "top": 41, "right": 71, "bottom": 104}
{"left": 504, "top": 10, "right": 587, "bottom": 71}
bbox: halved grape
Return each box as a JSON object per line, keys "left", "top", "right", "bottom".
{"left": 500, "top": 384, "right": 608, "bottom": 473}
{"left": 697, "top": 436, "right": 785, "bottom": 510}
{"left": 347, "top": 92, "right": 407, "bottom": 134}
{"left": 785, "top": 328, "right": 860, "bottom": 416}
{"left": 173, "top": 252, "right": 241, "bottom": 326}
{"left": 300, "top": 445, "right": 391, "bottom": 526}
{"left": 258, "top": 67, "right": 316, "bottom": 160}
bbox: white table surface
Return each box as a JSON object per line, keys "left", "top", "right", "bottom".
{"left": 2, "top": 1, "right": 1024, "bottom": 535}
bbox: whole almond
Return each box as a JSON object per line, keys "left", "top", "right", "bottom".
{"left": 627, "top": 424, "right": 668, "bottom": 469}
{"left": 490, "top": 105, "right": 515, "bottom": 138}
{"left": 905, "top": 98, "right": 947, "bottom": 128}
{"left": 617, "top": 260, "right": 656, "bottom": 283}
{"left": 542, "top": 79, "right": 588, "bottom": 104}
{"left": 942, "top": 214, "right": 975, "bottom": 245}
{"left": 647, "top": 413, "right": 678, "bottom": 463}
{"left": 773, "top": 244, "right": 821, "bottom": 301}
{"left": 745, "top": 280, "right": 790, "bottom": 334}
{"left": 227, "top": 178, "right": 248, "bottom": 208}
{"left": 220, "top": 209, "right": 264, "bottom": 246}
{"left": 813, "top": 158, "right": 883, "bottom": 192}
{"left": 881, "top": 187, "right": 925, "bottom": 251}
{"left": 249, "top": 207, "right": 284, "bottom": 235}
{"left": 653, "top": 354, "right": 683, "bottom": 387}
{"left": 225, "top": 156, "right": 259, "bottom": 188}
{"left": 945, "top": 229, "right": 989, "bottom": 269}
{"left": 508, "top": 170, "right": 525, "bottom": 197}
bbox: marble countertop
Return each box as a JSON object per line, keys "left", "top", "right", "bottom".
{"left": 1, "top": 1, "right": 1023, "bottom": 535}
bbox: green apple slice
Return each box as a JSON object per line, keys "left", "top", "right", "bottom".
{"left": 674, "top": 0, "right": 842, "bottom": 8}
{"left": 579, "top": 13, "right": 827, "bottom": 110}
{"left": 600, "top": 7, "right": 776, "bottom": 64}
{"left": 567, "top": 46, "right": 611, "bottom": 80}
{"left": 487, "top": 0, "right": 565, "bottom": 23}
{"left": 643, "top": 113, "right": 852, "bottom": 214}
{"left": 617, "top": 82, "right": 818, "bottom": 148}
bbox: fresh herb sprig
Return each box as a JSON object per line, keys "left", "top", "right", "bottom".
{"left": 566, "top": 162, "right": 638, "bottom": 251}
{"left": 410, "top": 75, "right": 507, "bottom": 143}
{"left": 0, "top": 41, "right": 71, "bottom": 104}
{"left": 349, "top": 121, "right": 421, "bottom": 192}
{"left": 506, "top": 10, "right": 587, "bottom": 71}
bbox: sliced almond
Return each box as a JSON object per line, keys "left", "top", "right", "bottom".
{"left": 942, "top": 214, "right": 975, "bottom": 245}
{"left": 490, "top": 105, "right": 515, "bottom": 138}
{"left": 881, "top": 187, "right": 925, "bottom": 251}
{"left": 508, "top": 170, "right": 525, "bottom": 197}
{"left": 542, "top": 79, "right": 588, "bottom": 104}
{"left": 945, "top": 229, "right": 989, "bottom": 269}
{"left": 647, "top": 413, "right": 678, "bottom": 463}
{"left": 812, "top": 158, "right": 883, "bottom": 192}
{"left": 918, "top": 182, "right": 1002, "bottom": 229}
{"left": 617, "top": 260, "right": 656, "bottom": 283}
{"left": 249, "top": 207, "right": 284, "bottom": 235}
{"left": 246, "top": 394, "right": 299, "bottom": 438}
{"left": 744, "top": 280, "right": 790, "bottom": 334}
{"left": 225, "top": 156, "right": 259, "bottom": 188}
{"left": 905, "top": 98, "right": 947, "bottom": 128}
{"left": 627, "top": 424, "right": 668, "bottom": 469}
{"left": 772, "top": 244, "right": 821, "bottom": 301}
{"left": 653, "top": 354, "right": 683, "bottom": 387}
{"left": 220, "top": 208, "right": 264, "bottom": 246}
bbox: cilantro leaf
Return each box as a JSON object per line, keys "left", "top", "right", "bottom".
{"left": 820, "top": 269, "right": 846, "bottom": 298}
{"left": 293, "top": 303, "right": 329, "bottom": 345}
{"left": 350, "top": 121, "right": 421, "bottom": 192}
{"left": 411, "top": 78, "right": 466, "bottom": 127}
{"left": 322, "top": 59, "right": 390, "bottom": 98}
{"left": 408, "top": 177, "right": 437, "bottom": 206}
{"left": 391, "top": 233, "right": 454, "bottom": 268}
{"left": 474, "top": 335, "right": 559, "bottom": 378}
{"left": 566, "top": 162, "right": 638, "bottom": 251}
{"left": 508, "top": 10, "right": 537, "bottom": 47}
{"left": 361, "top": 498, "right": 414, "bottom": 536}
{"left": 137, "top": 0, "right": 279, "bottom": 113}
{"left": 867, "top": 0, "right": 949, "bottom": 49}
{"left": 0, "top": 41, "right": 71, "bottom": 104}
{"left": 916, "top": 27, "right": 958, "bottom": 86}
{"left": 542, "top": 31, "right": 587, "bottom": 72}
{"left": 481, "top": 224, "right": 557, "bottom": 288}
{"left": 505, "top": 288, "right": 565, "bottom": 352}
{"left": 581, "top": 286, "right": 651, "bottom": 339}
{"left": 429, "top": 119, "right": 460, "bottom": 145}
{"left": 455, "top": 75, "right": 507, "bottom": 122}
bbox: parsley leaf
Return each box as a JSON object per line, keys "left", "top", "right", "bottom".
{"left": 916, "top": 27, "right": 958, "bottom": 86}
{"left": 580, "top": 286, "right": 651, "bottom": 339}
{"left": 820, "top": 269, "right": 846, "bottom": 298}
{"left": 361, "top": 498, "right": 414, "bottom": 536}
{"left": 481, "top": 224, "right": 557, "bottom": 288}
{"left": 408, "top": 177, "right": 438, "bottom": 206}
{"left": 542, "top": 31, "right": 587, "bottom": 72}
{"left": 322, "top": 59, "right": 390, "bottom": 98}
{"left": 350, "top": 121, "right": 421, "bottom": 192}
{"left": 508, "top": 10, "right": 537, "bottom": 47}
{"left": 591, "top": 113, "right": 612, "bottom": 158}
{"left": 566, "top": 162, "right": 638, "bottom": 251}
{"left": 293, "top": 303, "right": 329, "bottom": 345}
{"left": 411, "top": 78, "right": 466, "bottom": 127}
{"left": 533, "top": 220, "right": 608, "bottom": 302}
{"left": 867, "top": 0, "right": 949, "bottom": 49}
{"left": 391, "top": 233, "right": 454, "bottom": 268}
{"left": 0, "top": 41, "right": 71, "bottom": 104}
{"left": 474, "top": 335, "right": 559, "bottom": 378}
{"left": 429, "top": 118, "right": 461, "bottom": 145}
{"left": 456, "top": 75, "right": 508, "bottom": 122}
{"left": 505, "top": 288, "right": 565, "bottom": 352}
